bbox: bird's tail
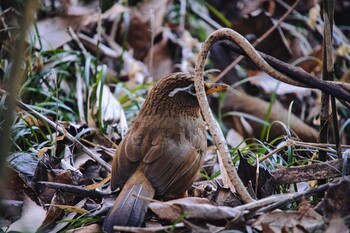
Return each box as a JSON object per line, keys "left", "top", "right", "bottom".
{"left": 102, "top": 171, "right": 155, "bottom": 233}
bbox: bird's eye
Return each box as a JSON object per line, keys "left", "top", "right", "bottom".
{"left": 168, "top": 84, "right": 196, "bottom": 97}
{"left": 188, "top": 84, "right": 196, "bottom": 96}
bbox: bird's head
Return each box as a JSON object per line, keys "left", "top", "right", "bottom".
{"left": 140, "top": 72, "right": 229, "bottom": 117}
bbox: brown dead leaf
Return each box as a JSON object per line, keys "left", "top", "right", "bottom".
{"left": 48, "top": 199, "right": 88, "bottom": 233}
{"left": 325, "top": 218, "right": 349, "bottom": 233}
{"left": 143, "top": 30, "right": 173, "bottom": 81}
{"left": 53, "top": 204, "right": 89, "bottom": 214}
{"left": 252, "top": 210, "right": 324, "bottom": 232}
{"left": 297, "top": 46, "right": 323, "bottom": 76}
{"left": 177, "top": 200, "right": 241, "bottom": 221}
{"left": 30, "top": 16, "right": 87, "bottom": 50}
{"left": 7, "top": 194, "right": 46, "bottom": 233}
{"left": 231, "top": 11, "right": 292, "bottom": 62}
{"left": 121, "top": 0, "right": 170, "bottom": 60}
{"left": 298, "top": 197, "right": 312, "bottom": 219}
{"left": 149, "top": 197, "right": 212, "bottom": 222}
{"left": 38, "top": 190, "right": 81, "bottom": 232}
{"left": 248, "top": 72, "right": 312, "bottom": 98}
{"left": 226, "top": 128, "right": 246, "bottom": 149}
{"left": 148, "top": 201, "right": 181, "bottom": 222}
{"left": 237, "top": 155, "right": 273, "bottom": 199}
{"left": 261, "top": 222, "right": 276, "bottom": 233}
{"left": 209, "top": 185, "right": 242, "bottom": 207}
{"left": 149, "top": 197, "right": 241, "bottom": 223}
{"left": 38, "top": 169, "right": 83, "bottom": 204}
{"left": 218, "top": 151, "right": 237, "bottom": 194}
{"left": 85, "top": 175, "right": 111, "bottom": 190}
{"left": 316, "top": 177, "right": 350, "bottom": 229}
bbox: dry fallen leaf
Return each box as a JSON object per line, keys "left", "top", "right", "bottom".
{"left": 48, "top": 199, "right": 88, "bottom": 233}
{"left": 223, "top": 91, "right": 319, "bottom": 142}
{"left": 218, "top": 151, "right": 237, "bottom": 193}
{"left": 7, "top": 194, "right": 47, "bottom": 233}
{"left": 248, "top": 72, "right": 311, "bottom": 98}
{"left": 96, "top": 83, "right": 129, "bottom": 139}
{"left": 149, "top": 197, "right": 241, "bottom": 223}
{"left": 66, "top": 223, "right": 101, "bottom": 233}
{"left": 316, "top": 177, "right": 350, "bottom": 231}
{"left": 226, "top": 128, "right": 246, "bottom": 148}
{"left": 53, "top": 204, "right": 89, "bottom": 214}
{"left": 29, "top": 16, "right": 90, "bottom": 50}
{"left": 252, "top": 210, "right": 324, "bottom": 232}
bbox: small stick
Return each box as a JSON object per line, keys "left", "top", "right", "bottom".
{"left": 194, "top": 29, "right": 256, "bottom": 204}
{"left": 38, "top": 181, "right": 106, "bottom": 198}
{"left": 113, "top": 223, "right": 185, "bottom": 232}
{"left": 270, "top": 159, "right": 350, "bottom": 184}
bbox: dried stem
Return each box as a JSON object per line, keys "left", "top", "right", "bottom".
{"left": 318, "top": 0, "right": 335, "bottom": 188}
{"left": 194, "top": 29, "right": 257, "bottom": 204}
{"left": 38, "top": 181, "right": 105, "bottom": 198}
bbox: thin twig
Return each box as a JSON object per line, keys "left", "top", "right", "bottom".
{"left": 270, "top": 159, "right": 349, "bottom": 184}
{"left": 67, "top": 27, "right": 88, "bottom": 54}
{"left": 194, "top": 29, "right": 256, "bottom": 204}
{"left": 253, "top": 177, "right": 342, "bottom": 216}
{"left": 38, "top": 181, "right": 106, "bottom": 198}
{"left": 259, "top": 141, "right": 288, "bottom": 163}
{"left": 287, "top": 139, "right": 350, "bottom": 149}
{"left": 53, "top": 69, "right": 58, "bottom": 158}
{"left": 258, "top": 138, "right": 350, "bottom": 163}
{"left": 113, "top": 223, "right": 185, "bottom": 232}
{"left": 318, "top": 0, "right": 336, "bottom": 190}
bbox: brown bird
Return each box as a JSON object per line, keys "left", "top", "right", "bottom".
{"left": 103, "top": 72, "right": 229, "bottom": 232}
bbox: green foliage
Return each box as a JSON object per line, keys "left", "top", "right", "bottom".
{"left": 204, "top": 2, "right": 232, "bottom": 27}
{"left": 58, "top": 216, "right": 100, "bottom": 231}
{"left": 170, "top": 212, "right": 191, "bottom": 232}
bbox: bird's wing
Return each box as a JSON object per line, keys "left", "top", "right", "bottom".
{"left": 110, "top": 122, "right": 143, "bottom": 190}
{"left": 142, "top": 125, "right": 206, "bottom": 198}
{"left": 111, "top": 117, "right": 206, "bottom": 197}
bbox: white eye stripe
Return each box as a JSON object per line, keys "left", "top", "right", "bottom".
{"left": 168, "top": 84, "right": 195, "bottom": 97}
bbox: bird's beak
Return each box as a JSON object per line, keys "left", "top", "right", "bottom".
{"left": 204, "top": 82, "right": 230, "bottom": 95}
